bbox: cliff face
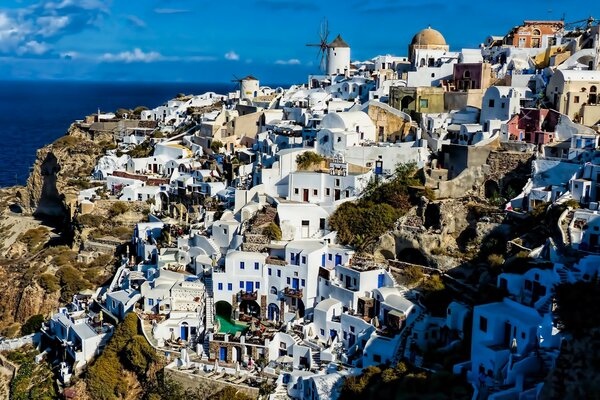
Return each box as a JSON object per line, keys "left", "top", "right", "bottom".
{"left": 24, "top": 123, "right": 106, "bottom": 216}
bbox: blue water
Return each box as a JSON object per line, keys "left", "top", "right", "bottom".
{"left": 0, "top": 80, "right": 245, "bottom": 187}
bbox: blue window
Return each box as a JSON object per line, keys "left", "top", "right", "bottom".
{"left": 218, "top": 283, "right": 223, "bottom": 290}
{"left": 254, "top": 262, "right": 259, "bottom": 270}
{"left": 321, "top": 254, "right": 326, "bottom": 266}
{"left": 343, "top": 331, "right": 347, "bottom": 340}
{"left": 256, "top": 282, "right": 261, "bottom": 289}
{"left": 240, "top": 281, "right": 244, "bottom": 288}
{"left": 290, "top": 253, "right": 295, "bottom": 262}
{"left": 240, "top": 262, "right": 245, "bottom": 270}
{"left": 287, "top": 277, "right": 291, "bottom": 284}
{"left": 227, "top": 283, "right": 232, "bottom": 291}
{"left": 320, "top": 329, "right": 325, "bottom": 336}
{"left": 268, "top": 268, "right": 272, "bottom": 276}
{"left": 302, "top": 256, "right": 306, "bottom": 264}
{"left": 328, "top": 254, "right": 332, "bottom": 261}
{"left": 277, "top": 270, "right": 281, "bottom": 277}
{"left": 301, "top": 279, "right": 306, "bottom": 287}
{"left": 148, "top": 298, "right": 154, "bottom": 306}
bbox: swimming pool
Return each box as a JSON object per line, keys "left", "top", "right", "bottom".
{"left": 215, "top": 315, "right": 248, "bottom": 334}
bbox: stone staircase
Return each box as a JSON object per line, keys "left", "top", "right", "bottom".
{"left": 289, "top": 330, "right": 303, "bottom": 345}
{"left": 206, "top": 237, "right": 220, "bottom": 255}
{"left": 394, "top": 312, "right": 426, "bottom": 364}
{"left": 556, "top": 266, "right": 569, "bottom": 284}
{"left": 272, "top": 382, "right": 289, "bottom": 399}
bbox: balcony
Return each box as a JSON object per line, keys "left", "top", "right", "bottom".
{"left": 238, "top": 290, "right": 258, "bottom": 301}
{"left": 282, "top": 287, "right": 303, "bottom": 298}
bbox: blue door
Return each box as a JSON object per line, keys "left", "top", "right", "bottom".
{"left": 246, "top": 281, "right": 254, "bottom": 292}
{"left": 378, "top": 274, "right": 385, "bottom": 288}
{"left": 180, "top": 325, "right": 188, "bottom": 341}
{"left": 220, "top": 347, "right": 227, "bottom": 361}
{"left": 321, "top": 253, "right": 326, "bottom": 267}
{"left": 292, "top": 278, "right": 300, "bottom": 289}
{"left": 335, "top": 254, "right": 342, "bottom": 266}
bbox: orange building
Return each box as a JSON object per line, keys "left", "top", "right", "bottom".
{"left": 504, "top": 20, "right": 564, "bottom": 48}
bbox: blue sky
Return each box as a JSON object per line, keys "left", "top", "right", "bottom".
{"left": 0, "top": 0, "right": 599, "bottom": 84}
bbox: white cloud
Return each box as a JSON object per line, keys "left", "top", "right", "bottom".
{"left": 224, "top": 51, "right": 240, "bottom": 61}
{"left": 36, "top": 15, "right": 69, "bottom": 37}
{"left": 275, "top": 58, "right": 301, "bottom": 65}
{"left": 17, "top": 40, "right": 48, "bottom": 55}
{"left": 100, "top": 48, "right": 162, "bottom": 63}
{"left": 125, "top": 15, "right": 146, "bottom": 28}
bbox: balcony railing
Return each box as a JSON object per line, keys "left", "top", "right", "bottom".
{"left": 238, "top": 290, "right": 258, "bottom": 301}
{"left": 282, "top": 287, "right": 303, "bottom": 298}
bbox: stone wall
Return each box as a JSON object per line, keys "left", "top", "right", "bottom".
{"left": 366, "top": 104, "right": 411, "bottom": 142}
{"left": 165, "top": 367, "right": 260, "bottom": 399}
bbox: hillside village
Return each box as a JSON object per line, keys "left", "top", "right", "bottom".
{"left": 2, "top": 18, "right": 600, "bottom": 400}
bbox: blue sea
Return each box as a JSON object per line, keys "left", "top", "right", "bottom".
{"left": 0, "top": 80, "right": 248, "bottom": 187}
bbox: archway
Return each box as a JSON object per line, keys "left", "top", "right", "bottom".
{"left": 484, "top": 180, "right": 500, "bottom": 199}
{"left": 268, "top": 303, "right": 280, "bottom": 321}
{"left": 401, "top": 95, "right": 415, "bottom": 112}
{"left": 231, "top": 346, "right": 242, "bottom": 362}
{"left": 215, "top": 301, "right": 233, "bottom": 320}
{"left": 397, "top": 248, "right": 428, "bottom": 266}
{"left": 239, "top": 300, "right": 261, "bottom": 319}
{"left": 180, "top": 322, "right": 189, "bottom": 341}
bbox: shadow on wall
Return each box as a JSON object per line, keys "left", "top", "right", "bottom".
{"left": 34, "top": 152, "right": 66, "bottom": 218}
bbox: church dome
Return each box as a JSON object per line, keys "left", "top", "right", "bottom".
{"left": 410, "top": 27, "right": 447, "bottom": 47}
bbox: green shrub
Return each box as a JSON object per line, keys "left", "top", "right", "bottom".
{"left": 210, "top": 140, "right": 223, "bottom": 153}
{"left": 21, "top": 314, "right": 44, "bottom": 335}
{"left": 296, "top": 151, "right": 324, "bottom": 170}
{"left": 18, "top": 227, "right": 49, "bottom": 252}
{"left": 262, "top": 222, "right": 282, "bottom": 241}
{"left": 57, "top": 266, "right": 91, "bottom": 302}
{"left": 421, "top": 274, "right": 445, "bottom": 293}
{"left": 108, "top": 201, "right": 129, "bottom": 217}
{"left": 53, "top": 135, "right": 82, "bottom": 148}
{"left": 488, "top": 253, "right": 505, "bottom": 268}
{"left": 403, "top": 265, "right": 424, "bottom": 285}
{"left": 132, "top": 106, "right": 148, "bottom": 116}
{"left": 78, "top": 214, "right": 106, "bottom": 228}
{"left": 38, "top": 274, "right": 60, "bottom": 293}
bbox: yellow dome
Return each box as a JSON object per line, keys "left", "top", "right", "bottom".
{"left": 411, "top": 27, "right": 447, "bottom": 47}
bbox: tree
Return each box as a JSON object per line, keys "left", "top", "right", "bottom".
{"left": 210, "top": 140, "right": 224, "bottom": 153}
{"left": 21, "top": 315, "right": 44, "bottom": 335}
{"left": 262, "top": 222, "right": 282, "bottom": 241}
{"left": 296, "top": 151, "right": 324, "bottom": 170}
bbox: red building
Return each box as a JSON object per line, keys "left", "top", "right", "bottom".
{"left": 504, "top": 21, "right": 564, "bottom": 48}
{"left": 507, "top": 108, "right": 560, "bottom": 144}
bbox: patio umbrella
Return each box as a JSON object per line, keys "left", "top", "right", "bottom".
{"left": 276, "top": 355, "right": 293, "bottom": 364}
{"left": 214, "top": 358, "right": 219, "bottom": 371}
{"left": 170, "top": 330, "right": 176, "bottom": 342}
{"left": 372, "top": 316, "right": 380, "bottom": 329}
{"left": 235, "top": 361, "right": 240, "bottom": 377}
{"left": 510, "top": 338, "right": 518, "bottom": 354}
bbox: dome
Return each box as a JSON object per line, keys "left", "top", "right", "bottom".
{"left": 410, "top": 27, "right": 446, "bottom": 47}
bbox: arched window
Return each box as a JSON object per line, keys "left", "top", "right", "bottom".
{"left": 532, "top": 29, "right": 541, "bottom": 36}
{"left": 270, "top": 286, "right": 278, "bottom": 295}
{"left": 463, "top": 70, "right": 471, "bottom": 79}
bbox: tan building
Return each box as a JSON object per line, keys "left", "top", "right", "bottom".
{"left": 364, "top": 101, "right": 413, "bottom": 142}
{"left": 389, "top": 86, "right": 445, "bottom": 121}
{"left": 408, "top": 27, "right": 449, "bottom": 62}
{"left": 546, "top": 69, "right": 600, "bottom": 126}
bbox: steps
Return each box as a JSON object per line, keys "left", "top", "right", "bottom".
{"left": 204, "top": 275, "right": 215, "bottom": 331}
{"left": 200, "top": 335, "right": 210, "bottom": 361}
{"left": 289, "top": 331, "right": 302, "bottom": 345}
{"left": 311, "top": 350, "right": 321, "bottom": 367}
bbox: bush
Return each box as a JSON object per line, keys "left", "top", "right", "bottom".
{"left": 57, "top": 266, "right": 91, "bottom": 302}
{"left": 296, "top": 151, "right": 324, "bottom": 170}
{"left": 53, "top": 135, "right": 82, "bottom": 148}
{"left": 78, "top": 214, "right": 106, "bottom": 228}
{"left": 108, "top": 201, "right": 129, "bottom": 217}
{"left": 210, "top": 140, "right": 223, "bottom": 153}
{"left": 18, "top": 227, "right": 49, "bottom": 252}
{"left": 38, "top": 274, "right": 60, "bottom": 292}
{"left": 403, "top": 265, "right": 424, "bottom": 285}
{"left": 21, "top": 314, "right": 44, "bottom": 335}
{"left": 262, "top": 222, "right": 282, "bottom": 241}
{"left": 421, "top": 274, "right": 445, "bottom": 293}
{"left": 132, "top": 106, "right": 148, "bottom": 116}
{"left": 487, "top": 253, "right": 504, "bottom": 268}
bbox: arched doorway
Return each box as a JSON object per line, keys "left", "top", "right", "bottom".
{"left": 231, "top": 346, "right": 242, "bottom": 362}
{"left": 268, "top": 303, "right": 280, "bottom": 321}
{"left": 180, "top": 322, "right": 189, "bottom": 341}
{"left": 239, "top": 300, "right": 261, "bottom": 319}
{"left": 401, "top": 95, "right": 415, "bottom": 112}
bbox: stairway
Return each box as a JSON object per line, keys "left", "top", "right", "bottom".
{"left": 205, "top": 237, "right": 220, "bottom": 256}
{"left": 289, "top": 331, "right": 302, "bottom": 345}
{"left": 272, "top": 382, "right": 289, "bottom": 399}
{"left": 204, "top": 276, "right": 215, "bottom": 331}
{"left": 536, "top": 296, "right": 553, "bottom": 314}
{"left": 311, "top": 350, "right": 321, "bottom": 367}
{"left": 556, "top": 267, "right": 569, "bottom": 284}
{"left": 200, "top": 335, "right": 210, "bottom": 361}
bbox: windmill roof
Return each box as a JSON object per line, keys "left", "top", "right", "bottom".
{"left": 328, "top": 34, "right": 349, "bottom": 48}
{"left": 242, "top": 75, "right": 258, "bottom": 81}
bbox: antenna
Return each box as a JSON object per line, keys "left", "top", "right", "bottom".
{"left": 306, "top": 18, "right": 330, "bottom": 72}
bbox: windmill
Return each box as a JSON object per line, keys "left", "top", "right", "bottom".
{"left": 306, "top": 18, "right": 330, "bottom": 72}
